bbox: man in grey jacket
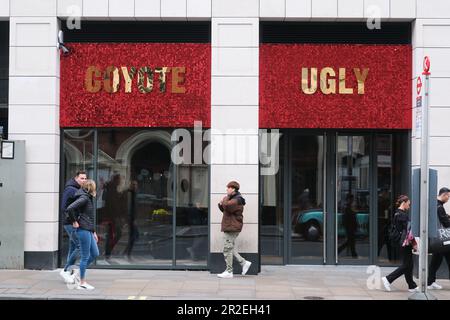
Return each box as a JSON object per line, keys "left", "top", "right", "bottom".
{"left": 427, "top": 187, "right": 450, "bottom": 290}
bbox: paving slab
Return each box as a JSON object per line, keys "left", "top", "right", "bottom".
{"left": 0, "top": 266, "right": 448, "bottom": 300}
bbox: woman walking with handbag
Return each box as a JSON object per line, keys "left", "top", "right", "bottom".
{"left": 382, "top": 195, "right": 419, "bottom": 292}
{"left": 65, "top": 179, "right": 99, "bottom": 290}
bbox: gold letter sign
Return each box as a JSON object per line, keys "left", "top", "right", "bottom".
{"left": 301, "top": 67, "right": 369, "bottom": 95}
{"left": 84, "top": 66, "right": 186, "bottom": 94}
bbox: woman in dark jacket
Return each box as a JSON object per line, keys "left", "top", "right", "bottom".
{"left": 65, "top": 179, "right": 99, "bottom": 290}
{"left": 382, "top": 195, "right": 418, "bottom": 292}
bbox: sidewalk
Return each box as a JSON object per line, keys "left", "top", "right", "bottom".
{"left": 0, "top": 265, "right": 449, "bottom": 300}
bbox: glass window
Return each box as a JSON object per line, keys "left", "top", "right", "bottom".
{"left": 175, "top": 128, "right": 209, "bottom": 266}
{"left": 261, "top": 131, "right": 284, "bottom": 265}
{"left": 290, "top": 135, "right": 325, "bottom": 263}
{"left": 175, "top": 164, "right": 209, "bottom": 265}
{"left": 337, "top": 135, "right": 370, "bottom": 263}
{"left": 61, "top": 128, "right": 210, "bottom": 268}
{"left": 61, "top": 129, "right": 94, "bottom": 267}
{"left": 96, "top": 129, "right": 174, "bottom": 266}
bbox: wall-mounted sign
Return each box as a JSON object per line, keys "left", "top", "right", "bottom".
{"left": 60, "top": 43, "right": 210, "bottom": 128}
{"left": 301, "top": 67, "right": 369, "bottom": 95}
{"left": 415, "top": 96, "right": 422, "bottom": 139}
{"left": 417, "top": 76, "right": 422, "bottom": 95}
{"left": 84, "top": 66, "right": 186, "bottom": 94}
{"left": 1, "top": 141, "right": 14, "bottom": 159}
{"left": 260, "top": 44, "right": 412, "bottom": 129}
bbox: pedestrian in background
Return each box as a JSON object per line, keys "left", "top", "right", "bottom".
{"left": 382, "top": 195, "right": 418, "bottom": 292}
{"left": 427, "top": 187, "right": 450, "bottom": 290}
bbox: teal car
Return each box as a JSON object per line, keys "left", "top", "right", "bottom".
{"left": 293, "top": 209, "right": 369, "bottom": 241}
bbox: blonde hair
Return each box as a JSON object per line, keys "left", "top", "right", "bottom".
{"left": 83, "top": 179, "right": 97, "bottom": 197}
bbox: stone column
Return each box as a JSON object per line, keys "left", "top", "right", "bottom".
{"left": 8, "top": 0, "right": 60, "bottom": 269}
{"left": 209, "top": 0, "right": 260, "bottom": 275}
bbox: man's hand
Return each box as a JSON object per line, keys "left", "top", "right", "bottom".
{"left": 72, "top": 221, "right": 79, "bottom": 228}
{"left": 93, "top": 232, "right": 98, "bottom": 243}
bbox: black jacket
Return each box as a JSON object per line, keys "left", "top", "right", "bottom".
{"left": 65, "top": 189, "right": 96, "bottom": 232}
{"left": 61, "top": 178, "right": 81, "bottom": 225}
{"left": 393, "top": 208, "right": 410, "bottom": 245}
{"left": 437, "top": 200, "right": 450, "bottom": 228}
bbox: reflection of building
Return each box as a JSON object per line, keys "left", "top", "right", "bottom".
{"left": 2, "top": 2, "right": 450, "bottom": 281}
{"left": 63, "top": 128, "right": 210, "bottom": 266}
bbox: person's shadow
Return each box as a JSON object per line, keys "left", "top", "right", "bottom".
{"left": 124, "top": 180, "right": 139, "bottom": 259}
{"left": 185, "top": 202, "right": 207, "bottom": 261}
{"left": 338, "top": 193, "right": 358, "bottom": 258}
{"left": 101, "top": 174, "right": 125, "bottom": 259}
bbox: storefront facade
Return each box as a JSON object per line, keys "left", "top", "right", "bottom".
{"left": 259, "top": 24, "right": 412, "bottom": 266}
{"left": 2, "top": 1, "right": 450, "bottom": 274}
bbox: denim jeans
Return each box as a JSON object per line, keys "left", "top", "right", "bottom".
{"left": 63, "top": 224, "right": 80, "bottom": 271}
{"left": 77, "top": 229, "right": 99, "bottom": 280}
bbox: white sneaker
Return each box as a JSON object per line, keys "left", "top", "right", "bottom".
{"left": 381, "top": 277, "right": 391, "bottom": 292}
{"left": 427, "top": 282, "right": 443, "bottom": 290}
{"left": 77, "top": 283, "right": 95, "bottom": 290}
{"left": 408, "top": 287, "right": 420, "bottom": 293}
{"left": 70, "top": 269, "right": 80, "bottom": 285}
{"left": 59, "top": 270, "right": 74, "bottom": 284}
{"left": 217, "top": 271, "right": 233, "bottom": 278}
{"left": 242, "top": 261, "right": 252, "bottom": 275}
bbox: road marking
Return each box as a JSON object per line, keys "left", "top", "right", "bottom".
{"left": 128, "top": 296, "right": 147, "bottom": 300}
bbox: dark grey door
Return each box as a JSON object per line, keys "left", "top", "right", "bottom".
{"left": 0, "top": 140, "right": 25, "bottom": 268}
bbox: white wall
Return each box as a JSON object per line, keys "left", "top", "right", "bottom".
{"left": 8, "top": 1, "right": 60, "bottom": 253}
{"left": 56, "top": 0, "right": 212, "bottom": 20}
{"left": 261, "top": 0, "right": 417, "bottom": 20}
{"left": 412, "top": 9, "right": 450, "bottom": 212}
{"left": 211, "top": 0, "right": 259, "bottom": 254}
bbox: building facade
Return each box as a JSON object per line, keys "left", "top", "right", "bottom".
{"left": 0, "top": 0, "right": 450, "bottom": 274}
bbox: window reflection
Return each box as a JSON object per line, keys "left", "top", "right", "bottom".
{"left": 290, "top": 135, "right": 324, "bottom": 263}
{"left": 62, "top": 128, "right": 209, "bottom": 267}
{"left": 261, "top": 132, "right": 284, "bottom": 265}
{"left": 61, "top": 130, "right": 94, "bottom": 267}
{"left": 176, "top": 164, "right": 209, "bottom": 265}
{"left": 96, "top": 129, "right": 174, "bottom": 265}
{"left": 337, "top": 136, "right": 370, "bottom": 263}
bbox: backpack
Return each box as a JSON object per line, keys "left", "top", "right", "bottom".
{"left": 388, "top": 213, "right": 402, "bottom": 244}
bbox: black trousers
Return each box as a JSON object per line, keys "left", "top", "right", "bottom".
{"left": 386, "top": 245, "right": 417, "bottom": 289}
{"left": 338, "top": 232, "right": 357, "bottom": 257}
{"left": 428, "top": 251, "right": 450, "bottom": 285}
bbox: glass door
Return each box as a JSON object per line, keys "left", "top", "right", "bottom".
{"left": 260, "top": 130, "right": 410, "bottom": 266}
{"left": 289, "top": 134, "right": 325, "bottom": 264}
{"left": 336, "top": 135, "right": 371, "bottom": 264}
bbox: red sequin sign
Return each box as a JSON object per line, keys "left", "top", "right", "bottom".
{"left": 260, "top": 44, "right": 412, "bottom": 129}
{"left": 60, "top": 43, "right": 211, "bottom": 128}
